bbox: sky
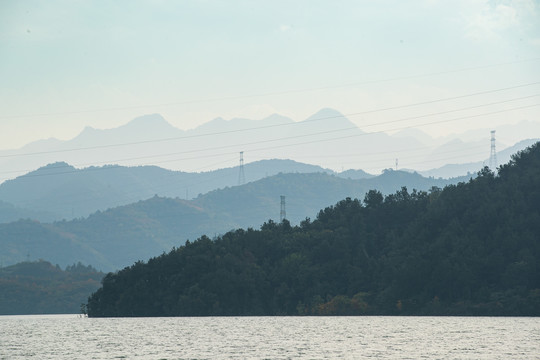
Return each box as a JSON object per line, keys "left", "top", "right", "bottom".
{"left": 1, "top": 0, "right": 540, "bottom": 150}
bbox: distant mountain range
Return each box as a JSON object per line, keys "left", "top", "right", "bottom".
{"left": 0, "top": 108, "right": 538, "bottom": 272}
{"left": 1, "top": 109, "right": 537, "bottom": 184}
{"left": 415, "top": 139, "right": 540, "bottom": 179}
{"left": 3, "top": 152, "right": 481, "bottom": 223}
{"left": 0, "top": 134, "right": 535, "bottom": 223}
{"left": 0, "top": 159, "right": 334, "bottom": 222}
{"left": 0, "top": 167, "right": 473, "bottom": 271}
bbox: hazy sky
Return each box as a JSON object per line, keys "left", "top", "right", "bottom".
{"left": 1, "top": 0, "right": 539, "bottom": 149}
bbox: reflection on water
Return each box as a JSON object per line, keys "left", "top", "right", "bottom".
{"left": 1, "top": 315, "right": 539, "bottom": 359}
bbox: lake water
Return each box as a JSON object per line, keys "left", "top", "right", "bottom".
{"left": 1, "top": 315, "right": 539, "bottom": 359}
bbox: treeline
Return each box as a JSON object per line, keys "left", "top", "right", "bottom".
{"left": 87, "top": 143, "right": 540, "bottom": 317}
{"left": 0, "top": 167, "right": 469, "bottom": 273}
{"left": 0, "top": 260, "right": 103, "bottom": 315}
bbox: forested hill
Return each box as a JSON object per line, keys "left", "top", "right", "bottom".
{"left": 0, "top": 170, "right": 469, "bottom": 271}
{"left": 87, "top": 142, "right": 540, "bottom": 317}
{"left": 0, "top": 260, "right": 103, "bottom": 315}
{"left": 0, "top": 159, "right": 331, "bottom": 222}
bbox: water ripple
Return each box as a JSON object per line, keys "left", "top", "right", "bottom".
{"left": 0, "top": 315, "right": 539, "bottom": 359}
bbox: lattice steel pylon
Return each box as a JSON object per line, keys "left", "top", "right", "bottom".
{"left": 280, "top": 195, "right": 286, "bottom": 222}
{"left": 489, "top": 130, "right": 497, "bottom": 170}
{"left": 238, "top": 151, "right": 245, "bottom": 185}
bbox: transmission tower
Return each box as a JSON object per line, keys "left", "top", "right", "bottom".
{"left": 280, "top": 195, "right": 286, "bottom": 222}
{"left": 238, "top": 151, "right": 245, "bottom": 185}
{"left": 489, "top": 130, "right": 497, "bottom": 170}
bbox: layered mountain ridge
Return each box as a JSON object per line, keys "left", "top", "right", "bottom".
{"left": 2, "top": 109, "right": 536, "bottom": 184}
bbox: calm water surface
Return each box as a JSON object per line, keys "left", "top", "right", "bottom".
{"left": 1, "top": 315, "right": 539, "bottom": 359}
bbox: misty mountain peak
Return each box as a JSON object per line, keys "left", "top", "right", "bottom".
{"left": 79, "top": 126, "right": 98, "bottom": 135}
{"left": 260, "top": 113, "right": 294, "bottom": 125}
{"left": 308, "top": 108, "right": 346, "bottom": 119}
{"left": 22, "top": 162, "right": 76, "bottom": 179}
{"left": 72, "top": 114, "right": 184, "bottom": 144}
{"left": 122, "top": 114, "right": 177, "bottom": 131}
{"left": 303, "top": 108, "right": 358, "bottom": 130}
{"left": 392, "top": 128, "right": 434, "bottom": 145}
{"left": 42, "top": 161, "right": 73, "bottom": 168}
{"left": 194, "top": 114, "right": 293, "bottom": 133}
{"left": 74, "top": 124, "right": 106, "bottom": 143}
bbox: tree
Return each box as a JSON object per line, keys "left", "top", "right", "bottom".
{"left": 363, "top": 190, "right": 383, "bottom": 208}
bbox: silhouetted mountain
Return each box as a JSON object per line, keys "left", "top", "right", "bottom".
{"left": 0, "top": 200, "right": 56, "bottom": 223}
{"left": 0, "top": 219, "right": 111, "bottom": 269}
{"left": 0, "top": 168, "right": 469, "bottom": 271}
{"left": 72, "top": 113, "right": 185, "bottom": 144}
{"left": 3, "top": 110, "right": 531, "bottom": 185}
{"left": 363, "top": 169, "right": 466, "bottom": 191}
{"left": 419, "top": 138, "right": 539, "bottom": 178}
{"left": 194, "top": 113, "right": 293, "bottom": 133}
{"left": 86, "top": 142, "right": 540, "bottom": 317}
{"left": 0, "top": 159, "right": 331, "bottom": 222}
{"left": 301, "top": 108, "right": 359, "bottom": 132}
{"left": 337, "top": 169, "right": 375, "bottom": 180}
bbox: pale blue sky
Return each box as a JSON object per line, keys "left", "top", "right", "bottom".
{"left": 1, "top": 0, "right": 539, "bottom": 149}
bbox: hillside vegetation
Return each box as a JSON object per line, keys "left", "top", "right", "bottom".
{"left": 0, "top": 260, "right": 103, "bottom": 315}
{"left": 0, "top": 158, "right": 465, "bottom": 224}
{"left": 87, "top": 143, "right": 540, "bottom": 317}
{"left": 0, "top": 159, "right": 331, "bottom": 222}
{"left": 0, "top": 170, "right": 468, "bottom": 272}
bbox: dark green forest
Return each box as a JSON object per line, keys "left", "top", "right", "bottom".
{"left": 0, "top": 260, "right": 103, "bottom": 315}
{"left": 87, "top": 143, "right": 540, "bottom": 317}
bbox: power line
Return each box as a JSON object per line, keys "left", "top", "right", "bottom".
{"left": 215, "top": 103, "right": 540, "bottom": 157}
{"left": 1, "top": 85, "right": 539, "bottom": 160}
{"left": 2, "top": 57, "right": 539, "bottom": 120}
{"left": 3, "top": 157, "right": 240, "bottom": 209}
{"left": 313, "top": 83, "right": 540, "bottom": 119}
{"left": 4, "top": 101, "right": 536, "bottom": 186}
{"left": 490, "top": 130, "right": 498, "bottom": 170}
{"left": 238, "top": 151, "right": 246, "bottom": 185}
{"left": 2, "top": 153, "right": 238, "bottom": 179}
{"left": 3, "top": 137, "right": 526, "bottom": 213}
{"left": 290, "top": 143, "right": 489, "bottom": 161}
{"left": 1, "top": 142, "right": 489, "bottom": 181}
{"left": 1, "top": 98, "right": 538, "bottom": 180}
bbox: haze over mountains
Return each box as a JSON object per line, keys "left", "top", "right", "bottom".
{"left": 1, "top": 109, "right": 538, "bottom": 184}
{"left": 85, "top": 142, "right": 540, "bottom": 317}
{"left": 0, "top": 109, "right": 538, "bottom": 271}
{"left": 0, "top": 167, "right": 472, "bottom": 271}
{"left": 0, "top": 156, "right": 474, "bottom": 224}
{"left": 0, "top": 159, "right": 332, "bottom": 222}
{"left": 415, "top": 138, "right": 539, "bottom": 178}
